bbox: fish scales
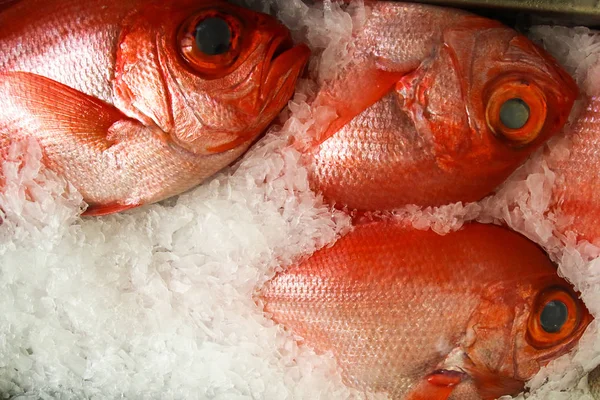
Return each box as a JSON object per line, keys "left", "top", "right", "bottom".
{"left": 313, "top": 93, "right": 428, "bottom": 203}
{"left": 552, "top": 97, "right": 600, "bottom": 242}
{"left": 0, "top": 0, "right": 123, "bottom": 103}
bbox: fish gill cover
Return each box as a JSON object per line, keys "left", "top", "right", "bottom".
{"left": 0, "top": 1, "right": 599, "bottom": 400}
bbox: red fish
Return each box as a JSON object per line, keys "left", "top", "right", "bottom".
{"left": 260, "top": 221, "right": 591, "bottom": 400}
{"left": 551, "top": 97, "right": 600, "bottom": 244}
{"left": 0, "top": 0, "right": 310, "bottom": 216}
{"left": 302, "top": 1, "right": 578, "bottom": 211}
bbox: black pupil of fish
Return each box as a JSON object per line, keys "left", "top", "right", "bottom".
{"left": 540, "top": 300, "right": 568, "bottom": 333}
{"left": 499, "top": 98, "right": 530, "bottom": 130}
{"left": 195, "top": 17, "right": 231, "bottom": 56}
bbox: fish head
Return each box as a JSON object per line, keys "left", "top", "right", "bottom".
{"left": 117, "top": 0, "right": 310, "bottom": 155}
{"left": 165, "top": 1, "right": 311, "bottom": 154}
{"left": 404, "top": 17, "right": 578, "bottom": 183}
{"left": 463, "top": 273, "right": 591, "bottom": 399}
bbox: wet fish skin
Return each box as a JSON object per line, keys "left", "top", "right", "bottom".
{"left": 551, "top": 96, "right": 600, "bottom": 244}
{"left": 303, "top": 1, "right": 578, "bottom": 211}
{"left": 0, "top": 0, "right": 310, "bottom": 215}
{"left": 260, "top": 221, "right": 592, "bottom": 400}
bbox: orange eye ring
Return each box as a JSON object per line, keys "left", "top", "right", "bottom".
{"left": 485, "top": 78, "right": 547, "bottom": 146}
{"left": 178, "top": 11, "right": 242, "bottom": 76}
{"left": 526, "top": 286, "right": 582, "bottom": 349}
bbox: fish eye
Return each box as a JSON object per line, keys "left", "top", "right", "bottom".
{"left": 178, "top": 12, "right": 242, "bottom": 76}
{"left": 540, "top": 300, "right": 568, "bottom": 333}
{"left": 485, "top": 78, "right": 547, "bottom": 146}
{"left": 500, "top": 98, "right": 530, "bottom": 130}
{"left": 195, "top": 17, "right": 231, "bottom": 56}
{"left": 526, "top": 286, "right": 587, "bottom": 349}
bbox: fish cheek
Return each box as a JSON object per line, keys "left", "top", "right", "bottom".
{"left": 441, "top": 24, "right": 516, "bottom": 129}
{"left": 510, "top": 332, "right": 546, "bottom": 380}
{"left": 158, "top": 31, "right": 265, "bottom": 155}
{"left": 169, "top": 85, "right": 258, "bottom": 155}
{"left": 463, "top": 296, "right": 516, "bottom": 375}
{"left": 458, "top": 287, "right": 538, "bottom": 400}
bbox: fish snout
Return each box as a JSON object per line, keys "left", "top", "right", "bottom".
{"left": 260, "top": 34, "right": 310, "bottom": 105}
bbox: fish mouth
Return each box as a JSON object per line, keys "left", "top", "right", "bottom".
{"left": 260, "top": 35, "right": 311, "bottom": 104}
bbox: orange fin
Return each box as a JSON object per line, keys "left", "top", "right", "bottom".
{"left": 82, "top": 203, "right": 140, "bottom": 217}
{"left": 405, "top": 370, "right": 465, "bottom": 400}
{"left": 0, "top": 72, "right": 127, "bottom": 149}
{"left": 309, "top": 65, "right": 411, "bottom": 147}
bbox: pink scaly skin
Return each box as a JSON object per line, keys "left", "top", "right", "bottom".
{"left": 550, "top": 96, "right": 600, "bottom": 244}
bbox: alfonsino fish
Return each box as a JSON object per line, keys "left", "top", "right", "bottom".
{"left": 260, "top": 221, "right": 591, "bottom": 399}
{"left": 302, "top": 1, "right": 578, "bottom": 211}
{"left": 0, "top": 0, "right": 310, "bottom": 216}
{"left": 551, "top": 97, "right": 600, "bottom": 244}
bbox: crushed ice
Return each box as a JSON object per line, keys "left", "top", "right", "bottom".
{"left": 2, "top": 1, "right": 600, "bottom": 399}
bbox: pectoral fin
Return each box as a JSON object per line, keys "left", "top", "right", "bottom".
{"left": 0, "top": 72, "right": 148, "bottom": 216}
{"left": 0, "top": 71, "right": 127, "bottom": 152}
{"left": 405, "top": 370, "right": 465, "bottom": 400}
{"left": 309, "top": 65, "right": 409, "bottom": 147}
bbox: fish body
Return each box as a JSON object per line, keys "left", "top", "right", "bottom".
{"left": 0, "top": 0, "right": 310, "bottom": 215}
{"left": 303, "top": 1, "right": 577, "bottom": 211}
{"left": 551, "top": 97, "right": 600, "bottom": 243}
{"left": 260, "top": 221, "right": 591, "bottom": 400}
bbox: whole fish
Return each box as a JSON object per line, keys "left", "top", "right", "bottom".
{"left": 551, "top": 97, "right": 600, "bottom": 244}
{"left": 260, "top": 221, "right": 592, "bottom": 400}
{"left": 302, "top": 1, "right": 578, "bottom": 211}
{"left": 0, "top": 0, "right": 310, "bottom": 215}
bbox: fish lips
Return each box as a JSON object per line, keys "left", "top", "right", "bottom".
{"left": 260, "top": 36, "right": 310, "bottom": 106}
